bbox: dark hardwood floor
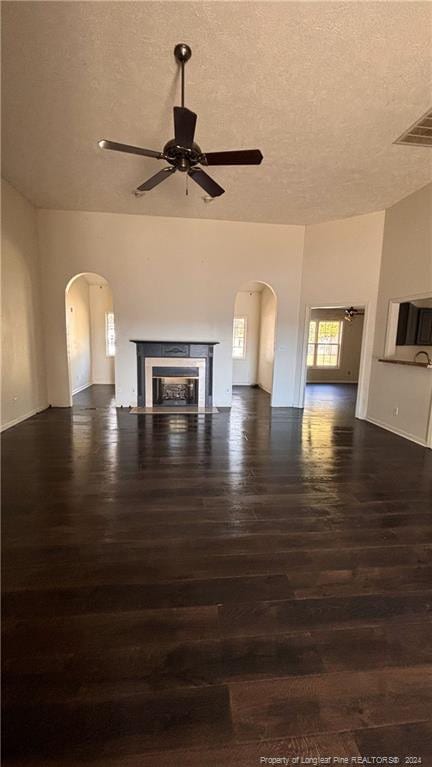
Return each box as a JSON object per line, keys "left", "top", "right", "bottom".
{"left": 2, "top": 383, "right": 432, "bottom": 765}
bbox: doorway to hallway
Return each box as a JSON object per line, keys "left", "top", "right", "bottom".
{"left": 302, "top": 305, "right": 365, "bottom": 418}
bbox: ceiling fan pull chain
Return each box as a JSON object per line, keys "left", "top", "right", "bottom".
{"left": 186, "top": 174, "right": 189, "bottom": 196}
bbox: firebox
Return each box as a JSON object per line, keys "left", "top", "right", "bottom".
{"left": 153, "top": 374, "right": 199, "bottom": 407}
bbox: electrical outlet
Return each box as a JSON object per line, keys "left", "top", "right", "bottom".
{"left": 393, "top": 407, "right": 399, "bottom": 416}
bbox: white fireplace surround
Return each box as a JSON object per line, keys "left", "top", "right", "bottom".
{"left": 144, "top": 358, "right": 206, "bottom": 408}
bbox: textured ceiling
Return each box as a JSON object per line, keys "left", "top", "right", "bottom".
{"left": 2, "top": 1, "right": 432, "bottom": 225}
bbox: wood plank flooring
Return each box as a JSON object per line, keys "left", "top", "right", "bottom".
{"left": 2, "top": 383, "right": 432, "bottom": 765}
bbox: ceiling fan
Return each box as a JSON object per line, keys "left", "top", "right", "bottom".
{"left": 344, "top": 306, "right": 365, "bottom": 322}
{"left": 98, "top": 43, "right": 263, "bottom": 198}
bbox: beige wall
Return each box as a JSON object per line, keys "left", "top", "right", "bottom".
{"left": 37, "top": 210, "right": 305, "bottom": 408}
{"left": 66, "top": 276, "right": 92, "bottom": 394}
{"left": 1, "top": 180, "right": 47, "bottom": 430}
{"left": 307, "top": 308, "right": 364, "bottom": 383}
{"left": 367, "top": 183, "right": 432, "bottom": 446}
{"left": 295, "top": 210, "right": 385, "bottom": 417}
{"left": 258, "top": 286, "right": 277, "bottom": 393}
{"left": 89, "top": 283, "right": 115, "bottom": 385}
{"left": 232, "top": 290, "right": 261, "bottom": 386}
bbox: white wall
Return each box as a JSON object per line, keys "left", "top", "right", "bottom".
{"left": 232, "top": 290, "right": 261, "bottom": 385}
{"left": 367, "top": 183, "right": 432, "bottom": 447}
{"left": 66, "top": 276, "right": 92, "bottom": 394}
{"left": 1, "top": 179, "right": 47, "bottom": 430}
{"left": 258, "top": 286, "right": 277, "bottom": 394}
{"left": 307, "top": 307, "right": 364, "bottom": 383}
{"left": 89, "top": 283, "right": 115, "bottom": 384}
{"left": 294, "top": 210, "right": 385, "bottom": 418}
{"left": 37, "top": 210, "right": 305, "bottom": 408}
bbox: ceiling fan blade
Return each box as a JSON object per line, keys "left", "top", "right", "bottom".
{"left": 203, "top": 149, "right": 263, "bottom": 166}
{"left": 98, "top": 140, "right": 163, "bottom": 159}
{"left": 173, "top": 107, "right": 197, "bottom": 148}
{"left": 188, "top": 168, "right": 224, "bottom": 197}
{"left": 135, "top": 167, "right": 176, "bottom": 192}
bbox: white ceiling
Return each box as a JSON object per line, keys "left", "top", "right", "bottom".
{"left": 2, "top": 1, "right": 432, "bottom": 225}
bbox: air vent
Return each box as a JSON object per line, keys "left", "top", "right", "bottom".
{"left": 395, "top": 108, "right": 432, "bottom": 147}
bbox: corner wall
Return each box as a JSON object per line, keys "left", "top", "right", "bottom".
{"left": 232, "top": 290, "right": 261, "bottom": 386}
{"left": 367, "top": 183, "right": 432, "bottom": 446}
{"left": 294, "top": 209, "right": 385, "bottom": 418}
{"left": 258, "top": 286, "right": 277, "bottom": 393}
{"left": 1, "top": 179, "right": 48, "bottom": 430}
{"left": 89, "top": 284, "right": 115, "bottom": 385}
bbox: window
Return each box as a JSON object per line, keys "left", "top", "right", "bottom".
{"left": 232, "top": 317, "right": 247, "bottom": 359}
{"left": 307, "top": 319, "right": 343, "bottom": 368}
{"left": 105, "top": 311, "right": 116, "bottom": 357}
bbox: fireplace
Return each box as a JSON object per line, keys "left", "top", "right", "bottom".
{"left": 132, "top": 341, "right": 219, "bottom": 409}
{"left": 153, "top": 375, "right": 199, "bottom": 407}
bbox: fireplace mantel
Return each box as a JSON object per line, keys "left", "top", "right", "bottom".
{"left": 131, "top": 341, "right": 219, "bottom": 408}
{"left": 131, "top": 341, "right": 219, "bottom": 346}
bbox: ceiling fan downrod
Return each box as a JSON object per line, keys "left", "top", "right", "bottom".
{"left": 174, "top": 43, "right": 192, "bottom": 108}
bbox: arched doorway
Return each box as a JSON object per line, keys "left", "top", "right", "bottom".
{"left": 232, "top": 280, "right": 277, "bottom": 404}
{"left": 65, "top": 273, "right": 115, "bottom": 406}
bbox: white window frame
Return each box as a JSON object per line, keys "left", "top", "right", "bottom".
{"left": 105, "top": 311, "right": 116, "bottom": 357}
{"left": 232, "top": 316, "right": 247, "bottom": 360}
{"left": 307, "top": 319, "right": 343, "bottom": 369}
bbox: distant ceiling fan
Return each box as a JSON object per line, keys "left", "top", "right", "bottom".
{"left": 98, "top": 43, "right": 263, "bottom": 198}
{"left": 344, "top": 306, "right": 365, "bottom": 322}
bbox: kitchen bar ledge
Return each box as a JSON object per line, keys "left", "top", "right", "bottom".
{"left": 378, "top": 357, "right": 432, "bottom": 369}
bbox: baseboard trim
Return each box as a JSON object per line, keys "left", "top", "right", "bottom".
{"left": 307, "top": 380, "right": 359, "bottom": 385}
{"left": 258, "top": 383, "right": 271, "bottom": 395}
{"left": 365, "top": 416, "right": 429, "bottom": 448}
{"left": 1, "top": 405, "right": 49, "bottom": 432}
{"left": 91, "top": 380, "right": 115, "bottom": 385}
{"left": 72, "top": 382, "right": 92, "bottom": 395}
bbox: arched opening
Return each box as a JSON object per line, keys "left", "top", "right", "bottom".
{"left": 231, "top": 280, "right": 277, "bottom": 407}
{"left": 65, "top": 273, "right": 116, "bottom": 407}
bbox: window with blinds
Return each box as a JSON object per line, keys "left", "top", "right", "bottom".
{"left": 232, "top": 317, "right": 247, "bottom": 359}
{"left": 307, "top": 320, "right": 343, "bottom": 368}
{"left": 105, "top": 311, "right": 116, "bottom": 357}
